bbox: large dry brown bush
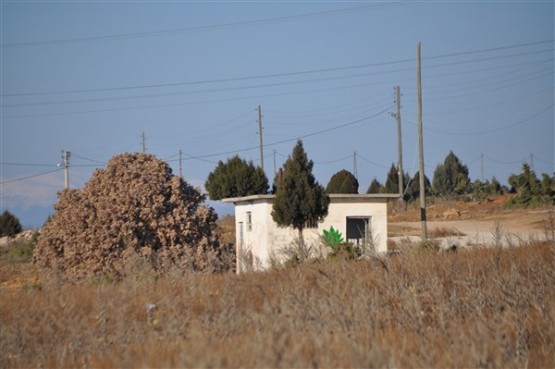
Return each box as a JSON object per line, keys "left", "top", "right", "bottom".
{"left": 34, "top": 153, "right": 232, "bottom": 281}
{"left": 4, "top": 242, "right": 554, "bottom": 368}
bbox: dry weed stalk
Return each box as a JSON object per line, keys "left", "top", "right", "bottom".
{"left": 2, "top": 242, "right": 554, "bottom": 368}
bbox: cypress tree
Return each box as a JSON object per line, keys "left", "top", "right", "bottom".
{"left": 272, "top": 140, "right": 329, "bottom": 247}
{"left": 432, "top": 151, "right": 470, "bottom": 198}
{"left": 366, "top": 178, "right": 384, "bottom": 194}
{"left": 326, "top": 169, "right": 359, "bottom": 194}
{"left": 0, "top": 210, "right": 22, "bottom": 237}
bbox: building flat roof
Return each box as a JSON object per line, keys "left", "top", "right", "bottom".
{"left": 221, "top": 193, "right": 400, "bottom": 204}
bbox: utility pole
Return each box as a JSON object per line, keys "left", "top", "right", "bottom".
{"left": 481, "top": 154, "right": 484, "bottom": 181}
{"left": 353, "top": 151, "right": 358, "bottom": 181}
{"left": 273, "top": 149, "right": 277, "bottom": 177}
{"left": 141, "top": 132, "right": 146, "bottom": 153}
{"left": 417, "top": 42, "right": 427, "bottom": 241}
{"left": 257, "top": 105, "right": 264, "bottom": 172}
{"left": 394, "top": 85, "right": 404, "bottom": 199}
{"left": 530, "top": 153, "right": 534, "bottom": 170}
{"left": 62, "top": 150, "right": 70, "bottom": 189}
{"left": 179, "top": 149, "right": 183, "bottom": 178}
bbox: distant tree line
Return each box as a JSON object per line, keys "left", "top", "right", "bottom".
{"left": 205, "top": 148, "right": 554, "bottom": 208}
{"left": 365, "top": 151, "right": 554, "bottom": 206}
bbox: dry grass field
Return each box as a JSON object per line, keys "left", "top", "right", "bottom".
{"left": 1, "top": 239, "right": 554, "bottom": 368}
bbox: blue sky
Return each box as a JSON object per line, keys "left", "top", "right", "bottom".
{"left": 1, "top": 1, "right": 554, "bottom": 228}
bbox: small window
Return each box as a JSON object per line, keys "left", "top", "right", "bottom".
{"left": 246, "top": 211, "right": 252, "bottom": 232}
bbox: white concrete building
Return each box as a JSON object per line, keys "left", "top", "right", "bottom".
{"left": 222, "top": 194, "right": 398, "bottom": 272}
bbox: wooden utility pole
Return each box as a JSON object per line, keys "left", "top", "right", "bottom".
{"left": 257, "top": 106, "right": 264, "bottom": 172}
{"left": 394, "top": 85, "right": 404, "bottom": 198}
{"left": 62, "top": 150, "right": 70, "bottom": 189}
{"left": 179, "top": 149, "right": 183, "bottom": 178}
{"left": 141, "top": 132, "right": 146, "bottom": 153}
{"left": 530, "top": 153, "right": 534, "bottom": 170}
{"left": 273, "top": 149, "right": 277, "bottom": 177}
{"left": 481, "top": 154, "right": 484, "bottom": 181}
{"left": 417, "top": 43, "right": 427, "bottom": 241}
{"left": 353, "top": 151, "right": 358, "bottom": 181}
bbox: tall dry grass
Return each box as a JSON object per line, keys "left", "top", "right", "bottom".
{"left": 1, "top": 242, "right": 554, "bottom": 368}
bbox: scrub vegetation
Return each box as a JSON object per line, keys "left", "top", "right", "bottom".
{"left": 2, "top": 240, "right": 553, "bottom": 368}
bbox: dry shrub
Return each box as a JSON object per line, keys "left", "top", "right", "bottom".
{"left": 34, "top": 153, "right": 231, "bottom": 282}
{"left": 3, "top": 242, "right": 554, "bottom": 368}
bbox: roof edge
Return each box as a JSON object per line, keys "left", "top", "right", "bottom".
{"left": 221, "top": 193, "right": 400, "bottom": 203}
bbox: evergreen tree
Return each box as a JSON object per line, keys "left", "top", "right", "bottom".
{"left": 0, "top": 210, "right": 22, "bottom": 237}
{"left": 406, "top": 172, "right": 432, "bottom": 203}
{"left": 540, "top": 173, "right": 555, "bottom": 202}
{"left": 432, "top": 151, "right": 470, "bottom": 198}
{"left": 272, "top": 140, "right": 329, "bottom": 247}
{"left": 490, "top": 177, "right": 502, "bottom": 195}
{"left": 383, "top": 163, "right": 409, "bottom": 197}
{"left": 326, "top": 169, "right": 359, "bottom": 194}
{"left": 506, "top": 163, "right": 553, "bottom": 205}
{"left": 384, "top": 164, "right": 399, "bottom": 194}
{"left": 205, "top": 155, "right": 269, "bottom": 200}
{"left": 366, "top": 178, "right": 384, "bottom": 194}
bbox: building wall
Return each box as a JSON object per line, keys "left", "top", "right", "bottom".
{"left": 234, "top": 199, "right": 273, "bottom": 271}
{"left": 232, "top": 196, "right": 389, "bottom": 271}
{"left": 318, "top": 197, "right": 388, "bottom": 253}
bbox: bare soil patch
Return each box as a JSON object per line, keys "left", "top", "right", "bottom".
{"left": 388, "top": 196, "right": 554, "bottom": 242}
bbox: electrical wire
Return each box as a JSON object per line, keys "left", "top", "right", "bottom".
{"left": 420, "top": 104, "right": 554, "bottom": 136}
{"left": 0, "top": 168, "right": 63, "bottom": 185}
{"left": 314, "top": 154, "right": 353, "bottom": 165}
{"left": 356, "top": 153, "right": 390, "bottom": 170}
{"left": 0, "top": 162, "right": 57, "bottom": 167}
{"left": 71, "top": 153, "right": 106, "bottom": 165}
{"left": 3, "top": 39, "right": 551, "bottom": 97}
{"left": 483, "top": 155, "right": 530, "bottom": 165}
{"left": 1, "top": 3, "right": 402, "bottom": 49}
{"left": 176, "top": 106, "right": 392, "bottom": 161}
{"left": 3, "top": 78, "right": 401, "bottom": 119}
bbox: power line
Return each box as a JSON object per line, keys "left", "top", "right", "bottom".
{"left": 0, "top": 168, "right": 63, "bottom": 185}
{"left": 1, "top": 69, "right": 409, "bottom": 108}
{"left": 3, "top": 39, "right": 551, "bottom": 97}
{"left": 422, "top": 104, "right": 554, "bottom": 136}
{"left": 8, "top": 55, "right": 550, "bottom": 110}
{"left": 1, "top": 3, "right": 402, "bottom": 49}
{"left": 356, "top": 153, "right": 390, "bottom": 170}
{"left": 314, "top": 154, "right": 353, "bottom": 165}
{"left": 3, "top": 80, "right": 401, "bottom": 119}
{"left": 178, "top": 106, "right": 392, "bottom": 161}
{"left": 0, "top": 162, "right": 57, "bottom": 167}
{"left": 72, "top": 153, "right": 106, "bottom": 165}
{"left": 483, "top": 155, "right": 530, "bottom": 165}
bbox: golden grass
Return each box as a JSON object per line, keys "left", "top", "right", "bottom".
{"left": 1, "top": 242, "right": 554, "bottom": 368}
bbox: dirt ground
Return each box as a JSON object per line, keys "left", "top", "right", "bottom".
{"left": 388, "top": 195, "right": 555, "bottom": 245}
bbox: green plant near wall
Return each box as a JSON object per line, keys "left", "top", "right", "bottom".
{"left": 322, "top": 226, "right": 344, "bottom": 249}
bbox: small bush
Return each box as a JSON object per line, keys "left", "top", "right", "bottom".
{"left": 327, "top": 242, "right": 357, "bottom": 260}
{"left": 1, "top": 238, "right": 36, "bottom": 264}
{"left": 419, "top": 239, "right": 440, "bottom": 252}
